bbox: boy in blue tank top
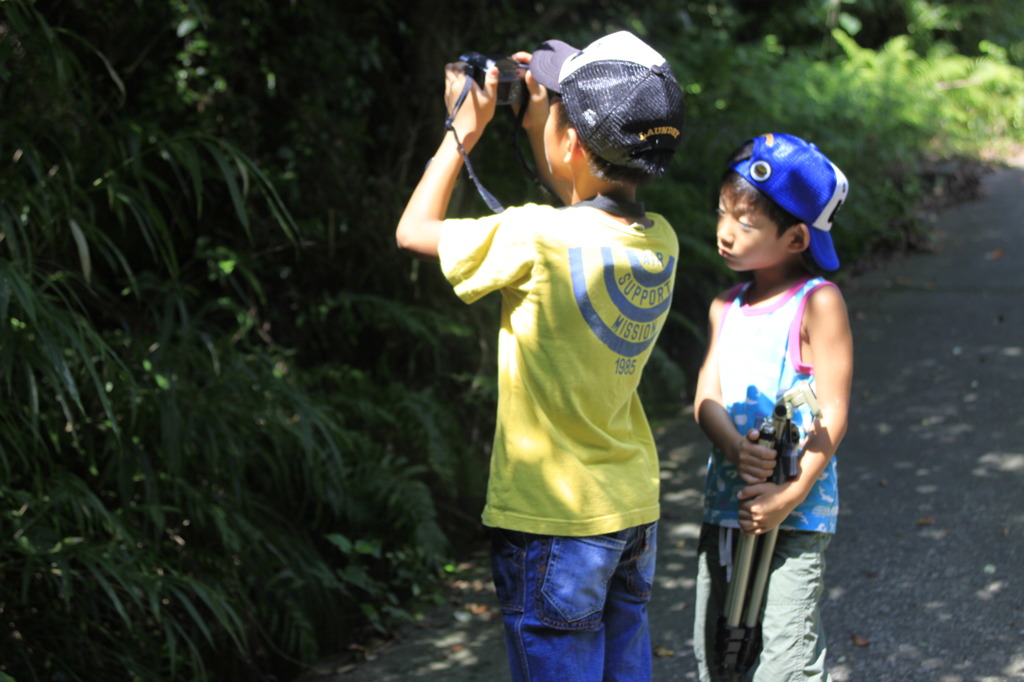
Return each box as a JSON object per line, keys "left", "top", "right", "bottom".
{"left": 691, "top": 133, "right": 854, "bottom": 681}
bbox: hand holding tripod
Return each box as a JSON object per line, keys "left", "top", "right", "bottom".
{"left": 714, "top": 381, "right": 821, "bottom": 676}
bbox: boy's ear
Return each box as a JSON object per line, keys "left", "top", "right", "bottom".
{"left": 564, "top": 127, "right": 583, "bottom": 163}
{"left": 786, "top": 223, "right": 811, "bottom": 254}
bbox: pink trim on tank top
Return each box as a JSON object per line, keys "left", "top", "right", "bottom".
{"left": 716, "top": 277, "right": 837, "bottom": 374}
{"left": 717, "top": 277, "right": 811, "bottom": 342}
{"left": 738, "top": 277, "right": 812, "bottom": 316}
{"left": 789, "top": 281, "right": 837, "bottom": 374}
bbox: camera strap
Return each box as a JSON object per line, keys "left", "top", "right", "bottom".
{"left": 508, "top": 104, "right": 561, "bottom": 202}
{"left": 445, "top": 77, "right": 506, "bottom": 213}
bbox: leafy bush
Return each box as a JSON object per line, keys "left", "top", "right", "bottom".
{"left": 0, "top": 2, "right": 454, "bottom": 679}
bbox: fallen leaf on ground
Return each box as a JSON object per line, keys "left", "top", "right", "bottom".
{"left": 916, "top": 516, "right": 936, "bottom": 526}
{"left": 985, "top": 248, "right": 1005, "bottom": 260}
{"left": 652, "top": 644, "right": 676, "bottom": 658}
{"left": 851, "top": 633, "right": 871, "bottom": 647}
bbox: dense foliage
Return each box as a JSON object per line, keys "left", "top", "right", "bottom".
{"left": 1, "top": 0, "right": 1021, "bottom": 679}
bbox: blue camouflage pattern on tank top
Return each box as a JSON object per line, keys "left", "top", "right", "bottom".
{"left": 703, "top": 276, "right": 839, "bottom": 533}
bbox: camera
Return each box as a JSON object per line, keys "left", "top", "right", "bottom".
{"left": 457, "top": 52, "right": 527, "bottom": 106}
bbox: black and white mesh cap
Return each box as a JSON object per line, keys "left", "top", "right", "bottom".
{"left": 530, "top": 31, "right": 686, "bottom": 170}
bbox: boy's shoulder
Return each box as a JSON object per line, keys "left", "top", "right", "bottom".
{"left": 802, "top": 278, "right": 848, "bottom": 318}
{"left": 715, "top": 281, "right": 748, "bottom": 302}
{"left": 442, "top": 202, "right": 555, "bottom": 228}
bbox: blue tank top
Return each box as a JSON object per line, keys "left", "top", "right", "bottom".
{"left": 703, "top": 276, "right": 839, "bottom": 533}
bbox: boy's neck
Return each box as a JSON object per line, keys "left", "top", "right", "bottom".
{"left": 570, "top": 178, "right": 645, "bottom": 226}
{"left": 746, "top": 260, "right": 812, "bottom": 305}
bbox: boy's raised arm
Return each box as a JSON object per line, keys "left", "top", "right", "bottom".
{"left": 510, "top": 52, "right": 573, "bottom": 206}
{"left": 395, "top": 66, "right": 498, "bottom": 260}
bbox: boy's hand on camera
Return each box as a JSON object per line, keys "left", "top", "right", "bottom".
{"left": 736, "top": 482, "right": 797, "bottom": 535}
{"left": 509, "top": 51, "right": 549, "bottom": 133}
{"left": 443, "top": 63, "right": 497, "bottom": 150}
{"left": 734, "top": 429, "right": 776, "bottom": 484}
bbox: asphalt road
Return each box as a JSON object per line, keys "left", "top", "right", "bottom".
{"left": 306, "top": 164, "right": 1024, "bottom": 682}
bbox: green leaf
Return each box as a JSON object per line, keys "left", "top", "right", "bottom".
{"left": 326, "top": 533, "right": 353, "bottom": 554}
{"left": 68, "top": 219, "right": 92, "bottom": 283}
{"left": 177, "top": 17, "right": 199, "bottom": 38}
{"left": 838, "top": 12, "right": 863, "bottom": 36}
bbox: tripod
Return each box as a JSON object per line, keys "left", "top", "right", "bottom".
{"left": 714, "top": 381, "right": 821, "bottom": 676}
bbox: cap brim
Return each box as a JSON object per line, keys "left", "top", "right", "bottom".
{"left": 809, "top": 227, "right": 840, "bottom": 270}
{"left": 530, "top": 39, "right": 578, "bottom": 93}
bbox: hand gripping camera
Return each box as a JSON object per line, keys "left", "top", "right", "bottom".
{"left": 444, "top": 52, "right": 534, "bottom": 214}
{"left": 457, "top": 52, "right": 528, "bottom": 107}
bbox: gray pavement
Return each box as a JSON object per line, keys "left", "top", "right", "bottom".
{"left": 308, "top": 164, "right": 1024, "bottom": 681}
{"left": 817, "top": 164, "right": 1024, "bottom": 681}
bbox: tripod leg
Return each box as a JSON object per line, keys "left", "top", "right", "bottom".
{"left": 724, "top": 525, "right": 779, "bottom": 673}
{"left": 742, "top": 425, "right": 797, "bottom": 629}
{"left": 723, "top": 531, "right": 757, "bottom": 625}
{"left": 744, "top": 526, "right": 779, "bottom": 627}
{"left": 716, "top": 530, "right": 760, "bottom": 674}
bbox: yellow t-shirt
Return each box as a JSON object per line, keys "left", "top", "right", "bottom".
{"left": 438, "top": 203, "right": 678, "bottom": 536}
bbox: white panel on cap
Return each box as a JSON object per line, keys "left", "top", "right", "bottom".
{"left": 812, "top": 162, "right": 849, "bottom": 232}
{"left": 558, "top": 31, "right": 666, "bottom": 82}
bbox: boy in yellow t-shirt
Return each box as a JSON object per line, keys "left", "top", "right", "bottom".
{"left": 396, "top": 31, "right": 686, "bottom": 681}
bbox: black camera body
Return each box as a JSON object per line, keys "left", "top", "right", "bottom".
{"left": 458, "top": 52, "right": 527, "bottom": 106}
{"left": 756, "top": 404, "right": 803, "bottom": 481}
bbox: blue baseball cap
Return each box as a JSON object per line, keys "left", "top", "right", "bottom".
{"left": 731, "top": 133, "right": 849, "bottom": 270}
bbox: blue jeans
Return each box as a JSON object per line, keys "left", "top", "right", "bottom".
{"left": 490, "top": 522, "right": 658, "bottom": 682}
